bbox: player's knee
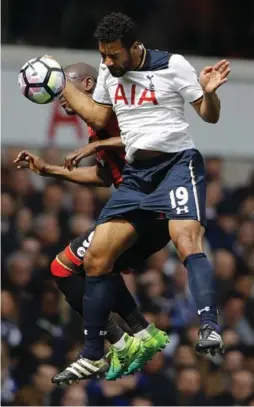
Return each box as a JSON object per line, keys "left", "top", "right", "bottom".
{"left": 83, "top": 250, "right": 113, "bottom": 277}
{"left": 50, "top": 252, "right": 76, "bottom": 278}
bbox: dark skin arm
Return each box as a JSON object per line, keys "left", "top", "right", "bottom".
{"left": 64, "top": 137, "right": 124, "bottom": 171}
{"left": 14, "top": 151, "right": 112, "bottom": 187}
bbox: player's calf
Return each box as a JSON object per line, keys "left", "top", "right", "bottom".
{"left": 169, "top": 219, "right": 223, "bottom": 355}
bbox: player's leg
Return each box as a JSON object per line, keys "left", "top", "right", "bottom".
{"left": 168, "top": 219, "right": 223, "bottom": 354}
{"left": 52, "top": 219, "right": 143, "bottom": 384}
{"left": 80, "top": 218, "right": 137, "bottom": 359}
{"left": 51, "top": 245, "right": 146, "bottom": 383}
{"left": 112, "top": 216, "right": 170, "bottom": 374}
{"left": 141, "top": 149, "right": 223, "bottom": 355}
{"left": 50, "top": 246, "right": 125, "bottom": 347}
{"left": 51, "top": 247, "right": 147, "bottom": 382}
{"left": 82, "top": 217, "right": 170, "bottom": 379}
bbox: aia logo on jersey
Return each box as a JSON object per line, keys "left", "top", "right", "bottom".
{"left": 114, "top": 84, "right": 158, "bottom": 106}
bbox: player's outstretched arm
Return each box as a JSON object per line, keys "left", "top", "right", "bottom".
{"left": 64, "top": 137, "right": 124, "bottom": 171}
{"left": 14, "top": 151, "right": 111, "bottom": 186}
{"left": 63, "top": 81, "right": 112, "bottom": 130}
{"left": 193, "top": 59, "right": 231, "bottom": 123}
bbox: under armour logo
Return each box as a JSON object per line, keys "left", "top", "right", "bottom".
{"left": 99, "top": 330, "right": 107, "bottom": 336}
{"left": 198, "top": 306, "right": 210, "bottom": 315}
{"left": 176, "top": 206, "right": 189, "bottom": 214}
{"left": 84, "top": 329, "right": 88, "bottom": 335}
{"left": 146, "top": 74, "right": 155, "bottom": 91}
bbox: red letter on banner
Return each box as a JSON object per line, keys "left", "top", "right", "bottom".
{"left": 48, "top": 101, "right": 84, "bottom": 140}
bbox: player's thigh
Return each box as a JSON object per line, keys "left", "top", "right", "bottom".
{"left": 84, "top": 219, "right": 137, "bottom": 274}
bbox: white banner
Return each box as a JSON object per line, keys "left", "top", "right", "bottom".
{"left": 2, "top": 70, "right": 89, "bottom": 148}
{"left": 2, "top": 46, "right": 254, "bottom": 156}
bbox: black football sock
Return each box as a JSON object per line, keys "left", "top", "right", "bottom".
{"left": 114, "top": 274, "right": 149, "bottom": 333}
{"left": 123, "top": 308, "right": 149, "bottom": 334}
{"left": 54, "top": 275, "right": 84, "bottom": 317}
{"left": 105, "top": 315, "right": 125, "bottom": 344}
{"left": 81, "top": 274, "right": 120, "bottom": 360}
{"left": 184, "top": 253, "right": 219, "bottom": 331}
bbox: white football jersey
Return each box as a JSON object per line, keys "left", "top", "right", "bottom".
{"left": 93, "top": 48, "right": 203, "bottom": 163}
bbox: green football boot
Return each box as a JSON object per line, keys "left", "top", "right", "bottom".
{"left": 124, "top": 324, "right": 169, "bottom": 375}
{"left": 105, "top": 333, "right": 143, "bottom": 380}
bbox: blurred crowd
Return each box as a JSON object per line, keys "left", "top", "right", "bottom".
{"left": 1, "top": 147, "right": 254, "bottom": 406}
{"left": 2, "top": 0, "right": 254, "bottom": 58}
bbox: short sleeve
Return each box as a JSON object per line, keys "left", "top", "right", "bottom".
{"left": 170, "top": 54, "right": 203, "bottom": 103}
{"left": 93, "top": 63, "right": 112, "bottom": 106}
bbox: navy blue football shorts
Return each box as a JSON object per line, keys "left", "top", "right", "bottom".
{"left": 96, "top": 148, "right": 207, "bottom": 230}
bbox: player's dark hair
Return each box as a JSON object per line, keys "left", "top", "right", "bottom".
{"left": 94, "top": 12, "right": 137, "bottom": 49}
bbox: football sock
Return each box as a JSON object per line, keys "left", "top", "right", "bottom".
{"left": 55, "top": 274, "right": 125, "bottom": 345}
{"left": 113, "top": 274, "right": 149, "bottom": 333}
{"left": 106, "top": 315, "right": 125, "bottom": 345}
{"left": 54, "top": 275, "right": 84, "bottom": 317}
{"left": 184, "top": 253, "right": 219, "bottom": 332}
{"left": 81, "top": 274, "right": 120, "bottom": 360}
{"left": 124, "top": 308, "right": 149, "bottom": 334}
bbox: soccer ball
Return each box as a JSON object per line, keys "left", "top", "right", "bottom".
{"left": 18, "top": 56, "right": 66, "bottom": 104}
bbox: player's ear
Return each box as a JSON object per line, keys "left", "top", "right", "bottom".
{"left": 132, "top": 41, "right": 140, "bottom": 50}
{"left": 83, "top": 76, "right": 95, "bottom": 92}
{"left": 130, "top": 41, "right": 140, "bottom": 57}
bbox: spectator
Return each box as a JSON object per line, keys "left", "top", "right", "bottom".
{"left": 222, "top": 294, "right": 254, "bottom": 345}
{"left": 61, "top": 383, "right": 88, "bottom": 406}
{"left": 211, "top": 369, "right": 254, "bottom": 406}
{"left": 13, "top": 364, "right": 58, "bottom": 406}
{"left": 175, "top": 367, "right": 207, "bottom": 405}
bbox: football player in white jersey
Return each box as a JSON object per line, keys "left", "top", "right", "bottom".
{"left": 54, "top": 12, "right": 230, "bottom": 384}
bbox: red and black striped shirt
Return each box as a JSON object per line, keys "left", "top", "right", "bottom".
{"left": 88, "top": 115, "right": 125, "bottom": 188}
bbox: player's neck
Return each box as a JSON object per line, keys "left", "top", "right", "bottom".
{"left": 132, "top": 44, "right": 146, "bottom": 71}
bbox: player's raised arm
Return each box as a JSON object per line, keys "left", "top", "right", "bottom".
{"left": 193, "top": 59, "right": 230, "bottom": 123}
{"left": 171, "top": 55, "right": 230, "bottom": 123}
{"left": 14, "top": 151, "right": 112, "bottom": 186}
{"left": 63, "top": 62, "right": 114, "bottom": 130}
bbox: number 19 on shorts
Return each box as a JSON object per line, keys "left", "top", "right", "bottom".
{"left": 169, "top": 187, "right": 189, "bottom": 214}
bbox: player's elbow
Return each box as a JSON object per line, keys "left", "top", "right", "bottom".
{"left": 93, "top": 119, "right": 107, "bottom": 130}
{"left": 79, "top": 114, "right": 104, "bottom": 130}
{"left": 204, "top": 116, "right": 219, "bottom": 124}
{"left": 201, "top": 110, "right": 220, "bottom": 124}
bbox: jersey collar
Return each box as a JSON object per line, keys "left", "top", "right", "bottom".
{"left": 135, "top": 44, "right": 147, "bottom": 71}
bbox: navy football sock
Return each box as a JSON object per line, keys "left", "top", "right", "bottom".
{"left": 184, "top": 253, "right": 219, "bottom": 332}
{"left": 81, "top": 274, "right": 120, "bottom": 360}
{"left": 55, "top": 275, "right": 124, "bottom": 344}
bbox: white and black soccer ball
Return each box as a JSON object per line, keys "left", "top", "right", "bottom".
{"left": 18, "top": 56, "right": 66, "bottom": 104}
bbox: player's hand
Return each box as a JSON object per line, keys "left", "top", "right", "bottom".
{"left": 64, "top": 142, "right": 99, "bottom": 171}
{"left": 14, "top": 151, "right": 48, "bottom": 175}
{"left": 199, "top": 59, "right": 231, "bottom": 93}
{"left": 59, "top": 95, "right": 75, "bottom": 115}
